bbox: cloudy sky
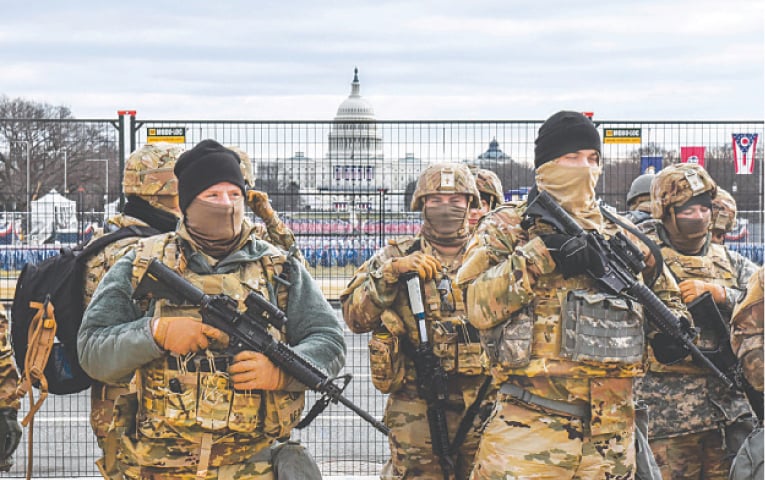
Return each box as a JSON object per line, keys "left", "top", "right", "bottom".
{"left": 1, "top": 0, "right": 763, "bottom": 120}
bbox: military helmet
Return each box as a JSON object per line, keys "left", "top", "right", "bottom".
{"left": 650, "top": 163, "right": 717, "bottom": 219}
{"left": 225, "top": 145, "right": 255, "bottom": 187}
{"left": 472, "top": 168, "right": 504, "bottom": 207}
{"left": 123, "top": 142, "right": 184, "bottom": 197}
{"left": 711, "top": 187, "right": 737, "bottom": 232}
{"left": 411, "top": 162, "right": 481, "bottom": 211}
{"left": 626, "top": 173, "right": 655, "bottom": 206}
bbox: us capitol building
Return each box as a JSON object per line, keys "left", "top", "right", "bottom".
{"left": 257, "top": 68, "right": 506, "bottom": 213}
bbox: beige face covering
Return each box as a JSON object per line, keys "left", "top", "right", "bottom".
{"left": 184, "top": 197, "right": 244, "bottom": 258}
{"left": 663, "top": 210, "right": 710, "bottom": 254}
{"left": 535, "top": 162, "right": 603, "bottom": 231}
{"left": 421, "top": 204, "right": 470, "bottom": 247}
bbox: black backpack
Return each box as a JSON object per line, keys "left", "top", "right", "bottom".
{"left": 10, "top": 225, "right": 158, "bottom": 395}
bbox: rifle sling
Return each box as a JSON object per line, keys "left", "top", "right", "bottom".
{"left": 599, "top": 205, "right": 664, "bottom": 289}
{"left": 449, "top": 375, "right": 492, "bottom": 454}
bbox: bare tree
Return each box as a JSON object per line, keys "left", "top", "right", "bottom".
{"left": 0, "top": 96, "right": 118, "bottom": 212}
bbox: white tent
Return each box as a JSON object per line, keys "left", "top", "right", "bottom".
{"left": 105, "top": 198, "right": 120, "bottom": 220}
{"left": 29, "top": 189, "right": 78, "bottom": 244}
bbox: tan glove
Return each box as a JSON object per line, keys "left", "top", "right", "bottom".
{"left": 151, "top": 317, "right": 227, "bottom": 356}
{"left": 229, "top": 351, "right": 287, "bottom": 391}
{"left": 384, "top": 252, "right": 441, "bottom": 281}
{"left": 678, "top": 279, "right": 726, "bottom": 305}
{"left": 246, "top": 190, "right": 276, "bottom": 223}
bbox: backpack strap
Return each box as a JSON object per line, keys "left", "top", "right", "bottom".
{"left": 77, "top": 225, "right": 160, "bottom": 263}
{"left": 260, "top": 251, "right": 290, "bottom": 314}
{"left": 16, "top": 297, "right": 56, "bottom": 425}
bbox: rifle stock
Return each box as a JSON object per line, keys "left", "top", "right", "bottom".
{"left": 134, "top": 259, "right": 390, "bottom": 436}
{"left": 401, "top": 273, "right": 454, "bottom": 480}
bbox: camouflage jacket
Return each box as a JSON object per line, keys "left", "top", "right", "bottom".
{"left": 454, "top": 203, "right": 687, "bottom": 389}
{"left": 83, "top": 214, "right": 153, "bottom": 307}
{"left": 341, "top": 235, "right": 486, "bottom": 389}
{"left": 653, "top": 224, "right": 746, "bottom": 311}
{"left": 731, "top": 266, "right": 764, "bottom": 393}
{"left": 252, "top": 215, "right": 304, "bottom": 263}
{"left": 78, "top": 220, "right": 345, "bottom": 385}
{"left": 728, "top": 248, "right": 760, "bottom": 301}
{"left": 635, "top": 225, "right": 753, "bottom": 438}
{"left": 0, "top": 304, "right": 19, "bottom": 410}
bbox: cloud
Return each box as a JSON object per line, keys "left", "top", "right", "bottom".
{"left": 0, "top": 0, "right": 761, "bottom": 119}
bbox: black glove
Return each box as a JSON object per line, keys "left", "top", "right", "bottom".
{"left": 0, "top": 408, "right": 21, "bottom": 471}
{"left": 541, "top": 234, "right": 601, "bottom": 278}
{"left": 649, "top": 333, "right": 692, "bottom": 365}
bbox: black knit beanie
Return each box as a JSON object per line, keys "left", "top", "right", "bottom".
{"left": 534, "top": 111, "right": 601, "bottom": 168}
{"left": 673, "top": 191, "right": 713, "bottom": 213}
{"left": 174, "top": 139, "right": 245, "bottom": 213}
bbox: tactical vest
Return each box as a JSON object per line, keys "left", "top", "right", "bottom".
{"left": 83, "top": 215, "right": 154, "bottom": 447}
{"left": 483, "top": 217, "right": 645, "bottom": 384}
{"left": 368, "top": 236, "right": 485, "bottom": 395}
{"left": 636, "top": 237, "right": 751, "bottom": 438}
{"left": 123, "top": 233, "right": 304, "bottom": 470}
{"left": 649, "top": 240, "right": 738, "bottom": 374}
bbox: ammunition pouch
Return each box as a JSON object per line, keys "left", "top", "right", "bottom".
{"left": 559, "top": 290, "right": 644, "bottom": 365}
{"left": 102, "top": 391, "right": 138, "bottom": 478}
{"left": 479, "top": 307, "right": 534, "bottom": 369}
{"left": 368, "top": 330, "right": 406, "bottom": 394}
{"left": 431, "top": 318, "right": 484, "bottom": 375}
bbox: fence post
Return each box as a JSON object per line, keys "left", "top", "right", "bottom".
{"left": 116, "top": 110, "right": 137, "bottom": 211}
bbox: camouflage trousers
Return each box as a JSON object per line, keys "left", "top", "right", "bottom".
{"left": 469, "top": 393, "right": 636, "bottom": 480}
{"left": 650, "top": 430, "right": 731, "bottom": 480}
{"left": 119, "top": 460, "right": 273, "bottom": 479}
{"left": 381, "top": 376, "right": 495, "bottom": 480}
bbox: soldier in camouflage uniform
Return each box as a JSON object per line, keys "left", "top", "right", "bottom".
{"left": 84, "top": 142, "right": 185, "bottom": 479}
{"left": 709, "top": 188, "right": 758, "bottom": 286}
{"left": 729, "top": 266, "right": 763, "bottom": 480}
{"left": 623, "top": 173, "right": 655, "bottom": 226}
{"left": 455, "top": 111, "right": 687, "bottom": 479}
{"left": 78, "top": 139, "right": 345, "bottom": 479}
{"left": 634, "top": 163, "right": 754, "bottom": 480}
{"left": 468, "top": 167, "right": 504, "bottom": 232}
{"left": 342, "top": 162, "right": 494, "bottom": 480}
{"left": 0, "top": 303, "right": 21, "bottom": 471}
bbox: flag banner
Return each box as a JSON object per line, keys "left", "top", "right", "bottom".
{"left": 640, "top": 156, "right": 663, "bottom": 174}
{"left": 681, "top": 146, "right": 706, "bottom": 167}
{"left": 732, "top": 133, "right": 758, "bottom": 175}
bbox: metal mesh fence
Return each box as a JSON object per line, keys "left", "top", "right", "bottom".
{"left": 0, "top": 118, "right": 763, "bottom": 477}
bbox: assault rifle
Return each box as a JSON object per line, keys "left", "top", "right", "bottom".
{"left": 687, "top": 292, "right": 763, "bottom": 420}
{"left": 522, "top": 188, "right": 735, "bottom": 389}
{"left": 400, "top": 273, "right": 454, "bottom": 480}
{"left": 133, "top": 258, "right": 390, "bottom": 436}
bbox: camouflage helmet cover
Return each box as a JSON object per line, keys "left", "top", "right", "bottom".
{"left": 470, "top": 167, "right": 504, "bottom": 206}
{"left": 711, "top": 187, "right": 737, "bottom": 232}
{"left": 650, "top": 163, "right": 717, "bottom": 219}
{"left": 225, "top": 145, "right": 256, "bottom": 187}
{"left": 411, "top": 162, "right": 481, "bottom": 211}
{"left": 626, "top": 173, "right": 655, "bottom": 206}
{"left": 123, "top": 142, "right": 184, "bottom": 197}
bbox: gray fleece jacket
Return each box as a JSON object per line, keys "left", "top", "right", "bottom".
{"left": 77, "top": 235, "right": 346, "bottom": 386}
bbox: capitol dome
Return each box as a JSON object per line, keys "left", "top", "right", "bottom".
{"left": 335, "top": 68, "right": 375, "bottom": 121}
